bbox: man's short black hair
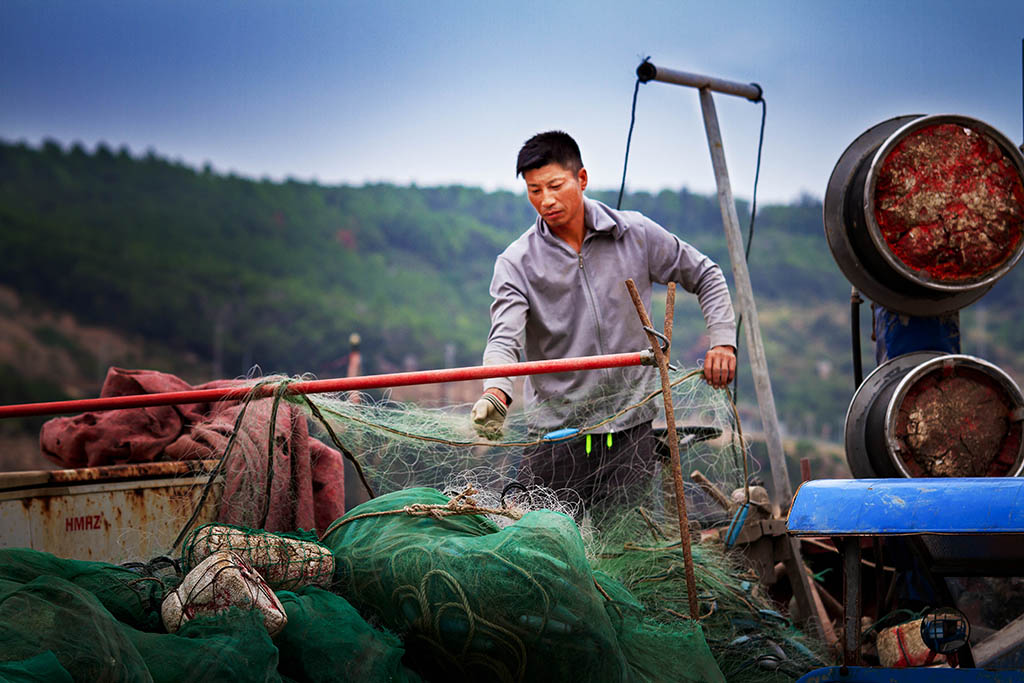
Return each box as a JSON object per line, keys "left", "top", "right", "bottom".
{"left": 516, "top": 131, "right": 583, "bottom": 177}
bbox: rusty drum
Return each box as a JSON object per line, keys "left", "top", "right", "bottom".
{"left": 825, "top": 115, "right": 1024, "bottom": 315}
{"left": 846, "top": 353, "right": 1024, "bottom": 478}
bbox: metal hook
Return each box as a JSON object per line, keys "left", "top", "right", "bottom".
{"left": 642, "top": 326, "right": 678, "bottom": 371}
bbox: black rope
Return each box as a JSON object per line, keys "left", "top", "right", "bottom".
{"left": 746, "top": 97, "right": 766, "bottom": 260}
{"left": 616, "top": 57, "right": 648, "bottom": 210}
{"left": 258, "top": 379, "right": 294, "bottom": 528}
{"left": 500, "top": 481, "right": 528, "bottom": 507}
{"left": 851, "top": 288, "right": 864, "bottom": 389}
{"left": 300, "top": 394, "right": 377, "bottom": 499}
{"left": 729, "top": 96, "right": 766, "bottom": 474}
{"left": 730, "top": 96, "right": 767, "bottom": 405}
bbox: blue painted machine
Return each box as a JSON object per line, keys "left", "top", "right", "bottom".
{"left": 789, "top": 478, "right": 1024, "bottom": 681}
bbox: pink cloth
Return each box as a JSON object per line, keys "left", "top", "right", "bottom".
{"left": 40, "top": 367, "right": 345, "bottom": 533}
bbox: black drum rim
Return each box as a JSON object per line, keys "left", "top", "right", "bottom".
{"left": 844, "top": 351, "right": 941, "bottom": 478}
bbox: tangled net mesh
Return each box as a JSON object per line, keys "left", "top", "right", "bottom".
{"left": 296, "top": 366, "right": 754, "bottom": 527}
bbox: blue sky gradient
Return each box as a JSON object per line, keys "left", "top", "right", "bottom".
{"left": 2, "top": 1, "right": 1023, "bottom": 202}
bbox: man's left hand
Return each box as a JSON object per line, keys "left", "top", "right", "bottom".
{"left": 703, "top": 345, "right": 736, "bottom": 389}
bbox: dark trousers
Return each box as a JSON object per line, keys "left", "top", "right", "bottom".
{"left": 519, "top": 421, "right": 656, "bottom": 511}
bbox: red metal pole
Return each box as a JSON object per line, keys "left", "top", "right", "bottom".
{"left": 0, "top": 351, "right": 651, "bottom": 419}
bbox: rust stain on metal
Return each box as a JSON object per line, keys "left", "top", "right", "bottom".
{"left": 874, "top": 123, "right": 1024, "bottom": 283}
{"left": 45, "top": 460, "right": 220, "bottom": 484}
{"left": 0, "top": 468, "right": 223, "bottom": 563}
{"left": 894, "top": 365, "right": 1022, "bottom": 476}
{"left": 0, "top": 460, "right": 220, "bottom": 493}
{"left": 35, "top": 494, "right": 57, "bottom": 528}
{"left": 35, "top": 495, "right": 52, "bottom": 515}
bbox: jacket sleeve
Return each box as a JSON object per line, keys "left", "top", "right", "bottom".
{"left": 644, "top": 217, "right": 737, "bottom": 349}
{"left": 481, "top": 255, "right": 527, "bottom": 398}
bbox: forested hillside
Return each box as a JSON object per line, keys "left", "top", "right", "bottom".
{"left": 2, "top": 139, "right": 1022, "bottom": 457}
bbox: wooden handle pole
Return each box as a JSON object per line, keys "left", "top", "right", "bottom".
{"left": 626, "top": 279, "right": 699, "bottom": 618}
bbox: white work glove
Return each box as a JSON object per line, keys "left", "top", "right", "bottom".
{"left": 471, "top": 390, "right": 508, "bottom": 438}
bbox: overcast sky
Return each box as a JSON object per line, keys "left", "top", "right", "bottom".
{"left": 2, "top": 0, "right": 1023, "bottom": 203}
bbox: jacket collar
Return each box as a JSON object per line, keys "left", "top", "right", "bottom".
{"left": 584, "top": 197, "right": 623, "bottom": 238}
{"left": 535, "top": 197, "right": 626, "bottom": 243}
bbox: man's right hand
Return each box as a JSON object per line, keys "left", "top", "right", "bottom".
{"left": 703, "top": 345, "right": 737, "bottom": 389}
{"left": 471, "top": 389, "right": 509, "bottom": 438}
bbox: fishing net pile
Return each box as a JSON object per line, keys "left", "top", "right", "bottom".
{"left": 2, "top": 366, "right": 826, "bottom": 681}
{"left": 0, "top": 546, "right": 418, "bottom": 682}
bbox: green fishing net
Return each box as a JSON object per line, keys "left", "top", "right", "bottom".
{"left": 290, "top": 364, "right": 826, "bottom": 679}
{"left": 0, "top": 547, "right": 418, "bottom": 682}
{"left": 123, "top": 609, "right": 281, "bottom": 683}
{"left": 0, "top": 574, "right": 153, "bottom": 682}
{"left": 322, "top": 487, "right": 726, "bottom": 682}
{"left": 292, "top": 366, "right": 750, "bottom": 528}
{"left": 0, "top": 652, "right": 72, "bottom": 683}
{"left": 591, "top": 509, "right": 827, "bottom": 681}
{"left": 0, "top": 547, "right": 169, "bottom": 631}
{"left": 275, "top": 586, "right": 421, "bottom": 683}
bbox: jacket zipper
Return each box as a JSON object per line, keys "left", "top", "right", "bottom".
{"left": 577, "top": 249, "right": 610, "bottom": 364}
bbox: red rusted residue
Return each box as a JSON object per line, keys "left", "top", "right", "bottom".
{"left": 894, "top": 365, "right": 1022, "bottom": 476}
{"left": 874, "top": 123, "right": 1024, "bottom": 282}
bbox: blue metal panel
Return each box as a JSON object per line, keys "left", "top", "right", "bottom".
{"left": 787, "top": 479, "right": 1024, "bottom": 535}
{"left": 797, "top": 666, "right": 1024, "bottom": 682}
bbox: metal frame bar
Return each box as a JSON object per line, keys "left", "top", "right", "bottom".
{"left": 637, "top": 61, "right": 762, "bottom": 101}
{"left": 842, "top": 536, "right": 863, "bottom": 667}
{"left": 0, "top": 350, "right": 651, "bottom": 419}
{"left": 636, "top": 60, "right": 828, "bottom": 643}
{"left": 635, "top": 60, "right": 789, "bottom": 504}
{"left": 697, "top": 88, "right": 790, "bottom": 503}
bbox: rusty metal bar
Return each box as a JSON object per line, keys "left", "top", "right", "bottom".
{"left": 0, "top": 460, "right": 221, "bottom": 492}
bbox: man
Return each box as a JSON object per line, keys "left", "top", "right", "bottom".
{"left": 472, "top": 131, "right": 736, "bottom": 509}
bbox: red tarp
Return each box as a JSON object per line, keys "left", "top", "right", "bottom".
{"left": 40, "top": 367, "right": 345, "bottom": 533}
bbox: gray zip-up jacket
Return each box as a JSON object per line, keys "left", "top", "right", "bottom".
{"left": 483, "top": 197, "right": 736, "bottom": 432}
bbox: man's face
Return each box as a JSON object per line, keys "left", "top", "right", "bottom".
{"left": 523, "top": 163, "right": 588, "bottom": 231}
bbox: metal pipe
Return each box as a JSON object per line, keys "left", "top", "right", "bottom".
{"left": 636, "top": 60, "right": 762, "bottom": 101}
{"left": 842, "top": 536, "right": 863, "bottom": 667}
{"left": 851, "top": 287, "right": 864, "bottom": 389}
{"left": 0, "top": 350, "right": 652, "bottom": 420}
